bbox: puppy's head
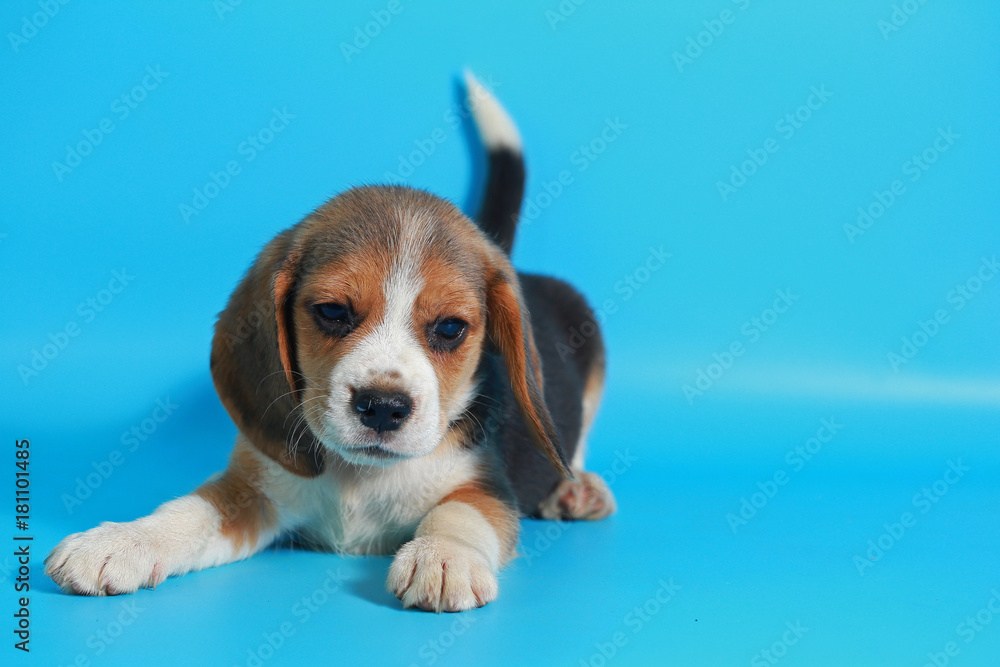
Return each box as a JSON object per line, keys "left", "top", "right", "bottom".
{"left": 211, "top": 186, "right": 569, "bottom": 477}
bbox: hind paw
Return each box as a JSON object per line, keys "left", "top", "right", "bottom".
{"left": 538, "top": 471, "right": 616, "bottom": 520}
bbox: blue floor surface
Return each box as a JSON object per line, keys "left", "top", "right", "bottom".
{"left": 17, "top": 389, "right": 1000, "bottom": 666}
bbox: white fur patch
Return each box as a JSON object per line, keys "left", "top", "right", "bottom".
{"left": 571, "top": 434, "right": 587, "bottom": 472}
{"left": 387, "top": 502, "right": 501, "bottom": 612}
{"left": 465, "top": 69, "right": 522, "bottom": 152}
{"left": 44, "top": 495, "right": 250, "bottom": 595}
{"left": 319, "top": 212, "right": 444, "bottom": 463}
{"left": 250, "top": 433, "right": 482, "bottom": 555}
{"left": 572, "top": 374, "right": 603, "bottom": 471}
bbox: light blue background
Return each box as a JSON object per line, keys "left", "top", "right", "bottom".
{"left": 2, "top": 1, "right": 998, "bottom": 665}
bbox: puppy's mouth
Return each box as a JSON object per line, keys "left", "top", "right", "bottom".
{"left": 337, "top": 443, "right": 404, "bottom": 465}
{"left": 353, "top": 445, "right": 400, "bottom": 459}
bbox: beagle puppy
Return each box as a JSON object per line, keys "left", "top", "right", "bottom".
{"left": 45, "top": 73, "right": 614, "bottom": 612}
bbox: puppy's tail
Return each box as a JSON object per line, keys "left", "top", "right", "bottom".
{"left": 465, "top": 71, "right": 525, "bottom": 256}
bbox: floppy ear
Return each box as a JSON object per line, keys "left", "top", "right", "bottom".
{"left": 210, "top": 228, "right": 325, "bottom": 477}
{"left": 485, "top": 253, "right": 573, "bottom": 479}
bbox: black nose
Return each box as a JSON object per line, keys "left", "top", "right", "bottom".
{"left": 353, "top": 389, "right": 413, "bottom": 433}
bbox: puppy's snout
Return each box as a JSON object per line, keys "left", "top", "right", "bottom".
{"left": 353, "top": 389, "right": 413, "bottom": 434}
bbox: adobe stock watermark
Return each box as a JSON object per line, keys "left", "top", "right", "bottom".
{"left": 555, "top": 244, "right": 669, "bottom": 362}
{"left": 887, "top": 255, "right": 997, "bottom": 372}
{"left": 51, "top": 65, "right": 169, "bottom": 182}
{"left": 17, "top": 268, "right": 135, "bottom": 385}
{"left": 750, "top": 621, "right": 809, "bottom": 667}
{"left": 672, "top": 0, "right": 756, "bottom": 73}
{"left": 178, "top": 107, "right": 295, "bottom": 223}
{"left": 7, "top": 0, "right": 71, "bottom": 53}
{"left": 544, "top": 0, "right": 587, "bottom": 30}
{"left": 878, "top": 0, "right": 932, "bottom": 40}
{"left": 86, "top": 600, "right": 145, "bottom": 657}
{"left": 716, "top": 85, "right": 833, "bottom": 202}
{"left": 853, "top": 459, "right": 969, "bottom": 575}
{"left": 726, "top": 418, "right": 843, "bottom": 534}
{"left": 578, "top": 578, "right": 681, "bottom": 667}
{"left": 213, "top": 0, "right": 248, "bottom": 20}
{"left": 61, "top": 397, "right": 179, "bottom": 514}
{"left": 0, "top": 557, "right": 13, "bottom": 585}
{"left": 57, "top": 599, "right": 145, "bottom": 664}
{"left": 843, "top": 126, "right": 959, "bottom": 243}
{"left": 339, "top": 0, "right": 410, "bottom": 63}
{"left": 221, "top": 298, "right": 271, "bottom": 350}
{"left": 235, "top": 567, "right": 348, "bottom": 667}
{"left": 682, "top": 288, "right": 799, "bottom": 403}
{"left": 520, "top": 117, "right": 628, "bottom": 226}
{"left": 921, "top": 588, "right": 1000, "bottom": 667}
{"left": 383, "top": 75, "right": 503, "bottom": 183}
{"left": 408, "top": 615, "right": 477, "bottom": 667}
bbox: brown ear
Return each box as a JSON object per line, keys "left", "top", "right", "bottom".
{"left": 210, "top": 228, "right": 325, "bottom": 477}
{"left": 485, "top": 256, "right": 573, "bottom": 479}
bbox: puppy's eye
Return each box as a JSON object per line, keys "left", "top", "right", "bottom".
{"left": 434, "top": 319, "right": 465, "bottom": 338}
{"left": 428, "top": 317, "right": 468, "bottom": 351}
{"left": 317, "top": 303, "right": 349, "bottom": 322}
{"left": 311, "top": 302, "right": 355, "bottom": 336}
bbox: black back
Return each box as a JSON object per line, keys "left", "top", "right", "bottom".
{"left": 476, "top": 147, "right": 525, "bottom": 255}
{"left": 473, "top": 273, "right": 605, "bottom": 515}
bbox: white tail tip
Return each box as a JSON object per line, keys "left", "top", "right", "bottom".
{"left": 464, "top": 69, "right": 522, "bottom": 153}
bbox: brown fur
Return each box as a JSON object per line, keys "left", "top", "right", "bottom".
{"left": 195, "top": 442, "right": 277, "bottom": 551}
{"left": 292, "top": 245, "right": 391, "bottom": 405}
{"left": 211, "top": 230, "right": 325, "bottom": 478}
{"left": 273, "top": 255, "right": 302, "bottom": 393}
{"left": 440, "top": 482, "right": 519, "bottom": 561}
{"left": 485, "top": 268, "right": 571, "bottom": 477}
{"left": 415, "top": 254, "right": 487, "bottom": 422}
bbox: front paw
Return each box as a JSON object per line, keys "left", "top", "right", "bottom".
{"left": 387, "top": 536, "right": 498, "bottom": 612}
{"left": 45, "top": 522, "right": 166, "bottom": 596}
